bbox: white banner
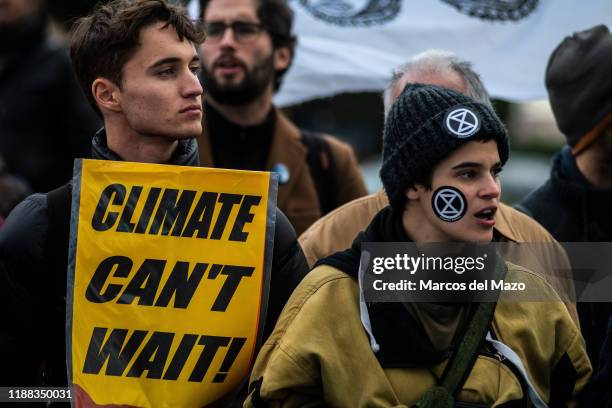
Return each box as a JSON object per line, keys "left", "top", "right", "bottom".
{"left": 272, "top": 0, "right": 612, "bottom": 106}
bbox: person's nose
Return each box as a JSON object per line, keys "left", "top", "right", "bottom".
{"left": 182, "top": 69, "right": 203, "bottom": 99}
{"left": 479, "top": 173, "right": 501, "bottom": 200}
{"left": 219, "top": 24, "right": 238, "bottom": 48}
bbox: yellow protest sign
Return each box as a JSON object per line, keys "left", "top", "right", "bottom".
{"left": 66, "top": 159, "right": 277, "bottom": 407}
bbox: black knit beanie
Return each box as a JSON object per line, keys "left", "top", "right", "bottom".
{"left": 545, "top": 24, "right": 612, "bottom": 151}
{"left": 380, "top": 83, "right": 509, "bottom": 212}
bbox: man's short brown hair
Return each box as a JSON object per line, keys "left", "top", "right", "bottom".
{"left": 70, "top": 0, "right": 206, "bottom": 115}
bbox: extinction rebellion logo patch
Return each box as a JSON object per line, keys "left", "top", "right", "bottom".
{"left": 440, "top": 0, "right": 539, "bottom": 22}
{"left": 444, "top": 107, "right": 481, "bottom": 138}
{"left": 297, "top": 0, "right": 401, "bottom": 26}
{"left": 296, "top": 0, "right": 537, "bottom": 26}
{"left": 432, "top": 186, "right": 467, "bottom": 222}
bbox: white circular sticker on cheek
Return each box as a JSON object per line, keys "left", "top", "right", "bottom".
{"left": 432, "top": 186, "right": 467, "bottom": 222}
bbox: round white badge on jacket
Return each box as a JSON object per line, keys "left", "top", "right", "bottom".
{"left": 271, "top": 163, "right": 290, "bottom": 185}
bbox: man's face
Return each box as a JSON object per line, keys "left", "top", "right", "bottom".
{"left": 199, "top": 0, "right": 287, "bottom": 105}
{"left": 409, "top": 140, "right": 502, "bottom": 243}
{"left": 117, "top": 22, "right": 203, "bottom": 140}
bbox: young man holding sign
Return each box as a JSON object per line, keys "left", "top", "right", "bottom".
{"left": 246, "top": 84, "right": 592, "bottom": 407}
{"left": 0, "top": 0, "right": 307, "bottom": 397}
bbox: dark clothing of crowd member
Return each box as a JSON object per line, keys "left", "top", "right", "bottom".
{"left": 0, "top": 130, "right": 309, "bottom": 388}
{"left": 0, "top": 7, "right": 100, "bottom": 192}
{"left": 519, "top": 147, "right": 612, "bottom": 365}
{"left": 0, "top": 155, "right": 31, "bottom": 222}
{"left": 518, "top": 24, "right": 612, "bottom": 368}
{"left": 520, "top": 146, "right": 612, "bottom": 260}
{"left": 580, "top": 314, "right": 612, "bottom": 407}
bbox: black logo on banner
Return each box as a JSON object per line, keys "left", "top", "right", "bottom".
{"left": 432, "top": 187, "right": 467, "bottom": 222}
{"left": 297, "top": 0, "right": 401, "bottom": 26}
{"left": 444, "top": 107, "right": 480, "bottom": 138}
{"left": 440, "top": 0, "right": 539, "bottom": 22}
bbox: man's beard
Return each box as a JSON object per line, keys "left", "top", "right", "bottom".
{"left": 201, "top": 53, "right": 275, "bottom": 106}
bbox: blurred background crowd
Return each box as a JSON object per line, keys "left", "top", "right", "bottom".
{"left": 0, "top": 0, "right": 571, "bottom": 223}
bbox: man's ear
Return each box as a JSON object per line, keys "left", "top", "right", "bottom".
{"left": 92, "top": 78, "right": 122, "bottom": 113}
{"left": 273, "top": 46, "right": 292, "bottom": 71}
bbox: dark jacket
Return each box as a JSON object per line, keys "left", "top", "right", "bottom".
{"left": 0, "top": 130, "right": 308, "bottom": 389}
{"left": 518, "top": 146, "right": 612, "bottom": 367}
{"left": 581, "top": 314, "right": 612, "bottom": 407}
{"left": 0, "top": 8, "right": 101, "bottom": 192}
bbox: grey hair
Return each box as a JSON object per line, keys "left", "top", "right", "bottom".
{"left": 382, "top": 49, "right": 493, "bottom": 114}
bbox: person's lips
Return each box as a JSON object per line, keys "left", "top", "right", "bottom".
{"left": 213, "top": 55, "right": 245, "bottom": 76}
{"left": 179, "top": 104, "right": 202, "bottom": 118}
{"left": 474, "top": 205, "right": 497, "bottom": 227}
{"left": 179, "top": 104, "right": 202, "bottom": 113}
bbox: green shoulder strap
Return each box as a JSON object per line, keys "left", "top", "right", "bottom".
{"left": 415, "top": 255, "right": 507, "bottom": 408}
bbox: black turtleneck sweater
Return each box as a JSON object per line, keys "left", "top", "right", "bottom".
{"left": 205, "top": 101, "right": 275, "bottom": 171}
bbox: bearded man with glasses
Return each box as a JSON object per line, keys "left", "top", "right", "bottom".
{"left": 197, "top": 0, "right": 367, "bottom": 236}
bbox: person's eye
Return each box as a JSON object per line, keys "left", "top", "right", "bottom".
{"left": 189, "top": 65, "right": 201, "bottom": 75}
{"left": 158, "top": 67, "right": 175, "bottom": 77}
{"left": 235, "top": 22, "right": 259, "bottom": 36}
{"left": 459, "top": 170, "right": 476, "bottom": 179}
{"left": 492, "top": 166, "right": 503, "bottom": 177}
{"left": 205, "top": 23, "right": 224, "bottom": 37}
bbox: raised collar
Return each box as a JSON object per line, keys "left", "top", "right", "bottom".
{"left": 549, "top": 146, "right": 612, "bottom": 203}
{"left": 91, "top": 128, "right": 199, "bottom": 166}
{"left": 558, "top": 145, "right": 591, "bottom": 186}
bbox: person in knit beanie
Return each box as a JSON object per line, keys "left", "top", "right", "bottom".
{"left": 245, "top": 83, "right": 592, "bottom": 407}
{"left": 380, "top": 83, "right": 508, "bottom": 243}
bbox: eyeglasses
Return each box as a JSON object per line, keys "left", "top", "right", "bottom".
{"left": 203, "top": 21, "right": 266, "bottom": 44}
